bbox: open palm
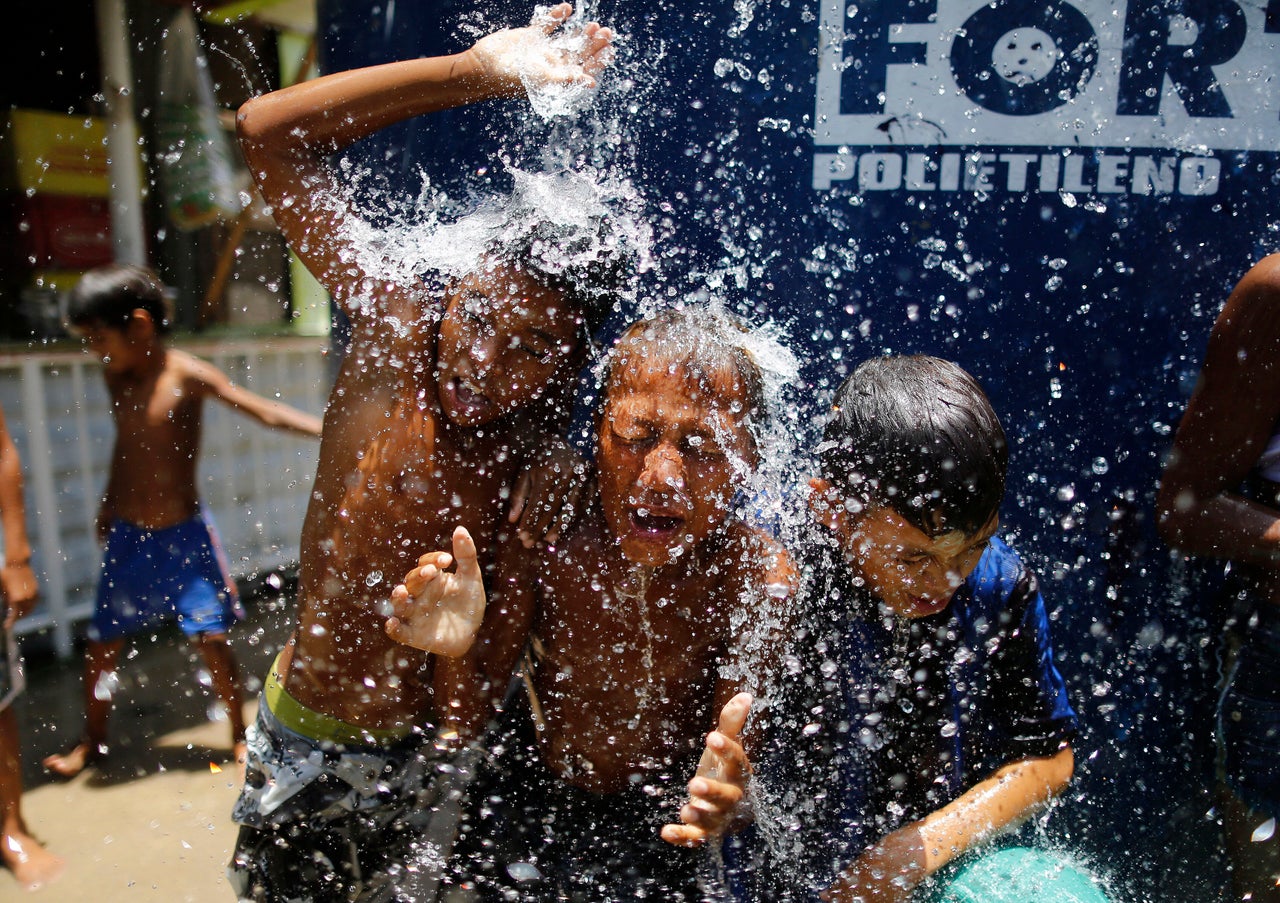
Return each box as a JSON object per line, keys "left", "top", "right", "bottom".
{"left": 385, "top": 526, "right": 487, "bottom": 658}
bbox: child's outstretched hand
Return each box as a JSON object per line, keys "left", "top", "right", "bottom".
{"left": 661, "top": 692, "right": 754, "bottom": 847}
{"left": 468, "top": 3, "right": 614, "bottom": 95}
{"left": 384, "top": 526, "right": 487, "bottom": 658}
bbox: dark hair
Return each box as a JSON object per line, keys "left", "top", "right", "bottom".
{"left": 604, "top": 305, "right": 767, "bottom": 452}
{"left": 486, "top": 213, "right": 634, "bottom": 342}
{"left": 67, "top": 264, "right": 173, "bottom": 335}
{"left": 819, "top": 355, "right": 1007, "bottom": 537}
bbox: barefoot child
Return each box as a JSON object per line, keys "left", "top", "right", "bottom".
{"left": 42, "top": 263, "right": 323, "bottom": 780}
{"left": 225, "top": 7, "right": 628, "bottom": 900}
{"left": 682, "top": 355, "right": 1080, "bottom": 901}
{"left": 0, "top": 403, "right": 64, "bottom": 891}
{"left": 389, "top": 306, "right": 797, "bottom": 900}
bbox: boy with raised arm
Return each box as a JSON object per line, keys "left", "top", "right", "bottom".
{"left": 389, "top": 306, "right": 797, "bottom": 900}
{"left": 225, "top": 7, "right": 627, "bottom": 900}
{"left": 41, "top": 264, "right": 323, "bottom": 780}
{"left": 676, "top": 355, "right": 1080, "bottom": 901}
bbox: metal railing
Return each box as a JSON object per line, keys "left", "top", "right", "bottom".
{"left": 1, "top": 335, "right": 328, "bottom": 658}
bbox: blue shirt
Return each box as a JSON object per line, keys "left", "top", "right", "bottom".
{"left": 726, "top": 534, "right": 1078, "bottom": 899}
{"left": 827, "top": 535, "right": 1078, "bottom": 858}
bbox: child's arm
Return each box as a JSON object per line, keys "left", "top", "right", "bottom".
{"left": 385, "top": 526, "right": 487, "bottom": 658}
{"left": 1157, "top": 253, "right": 1280, "bottom": 564}
{"left": 820, "top": 746, "right": 1075, "bottom": 903}
{"left": 0, "top": 405, "right": 38, "bottom": 628}
{"left": 187, "top": 355, "right": 324, "bottom": 438}
{"left": 235, "top": 3, "right": 613, "bottom": 322}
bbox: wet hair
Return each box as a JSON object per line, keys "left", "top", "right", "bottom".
{"left": 819, "top": 354, "right": 1007, "bottom": 537}
{"left": 485, "top": 212, "right": 634, "bottom": 343}
{"left": 66, "top": 264, "right": 173, "bottom": 336}
{"left": 604, "top": 305, "right": 767, "bottom": 454}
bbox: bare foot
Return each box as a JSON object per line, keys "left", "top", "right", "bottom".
{"left": 41, "top": 741, "right": 104, "bottom": 779}
{"left": 2, "top": 830, "right": 66, "bottom": 891}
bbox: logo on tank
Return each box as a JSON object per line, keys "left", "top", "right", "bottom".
{"left": 812, "top": 0, "right": 1280, "bottom": 195}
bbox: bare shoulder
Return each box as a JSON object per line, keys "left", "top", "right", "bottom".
{"left": 1215, "top": 253, "right": 1280, "bottom": 345}
{"left": 1241, "top": 252, "right": 1280, "bottom": 293}
{"left": 170, "top": 349, "right": 230, "bottom": 389}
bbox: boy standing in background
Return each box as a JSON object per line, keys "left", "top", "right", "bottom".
{"left": 0, "top": 402, "right": 64, "bottom": 890}
{"left": 42, "top": 263, "right": 323, "bottom": 778}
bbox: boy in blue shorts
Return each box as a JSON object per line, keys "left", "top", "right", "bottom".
{"left": 42, "top": 263, "right": 323, "bottom": 777}
{"left": 670, "top": 355, "right": 1079, "bottom": 901}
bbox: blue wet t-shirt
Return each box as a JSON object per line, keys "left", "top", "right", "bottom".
{"left": 727, "top": 532, "right": 1078, "bottom": 900}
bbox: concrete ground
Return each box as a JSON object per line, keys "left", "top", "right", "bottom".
{"left": 3, "top": 578, "right": 297, "bottom": 901}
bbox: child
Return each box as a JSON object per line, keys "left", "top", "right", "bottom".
{"left": 1157, "top": 252, "right": 1280, "bottom": 901}
{"left": 389, "top": 305, "right": 797, "bottom": 900}
{"left": 0, "top": 403, "right": 64, "bottom": 890}
{"left": 225, "top": 7, "right": 627, "bottom": 900}
{"left": 681, "top": 354, "right": 1079, "bottom": 901}
{"left": 40, "top": 264, "right": 323, "bottom": 781}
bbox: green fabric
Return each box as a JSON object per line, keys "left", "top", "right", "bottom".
{"left": 263, "top": 652, "right": 412, "bottom": 748}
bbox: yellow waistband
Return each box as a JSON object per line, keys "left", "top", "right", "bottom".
{"left": 263, "top": 652, "right": 415, "bottom": 748}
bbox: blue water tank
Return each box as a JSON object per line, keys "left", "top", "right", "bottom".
{"left": 315, "top": 1, "right": 1280, "bottom": 896}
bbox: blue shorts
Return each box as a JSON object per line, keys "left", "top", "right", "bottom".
{"left": 88, "top": 510, "right": 243, "bottom": 643}
{"left": 1218, "top": 604, "right": 1280, "bottom": 820}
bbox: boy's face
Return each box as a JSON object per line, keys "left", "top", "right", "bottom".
{"left": 435, "top": 263, "right": 583, "bottom": 428}
{"left": 597, "top": 349, "right": 755, "bottom": 569}
{"left": 813, "top": 480, "right": 997, "bottom": 619}
{"left": 74, "top": 318, "right": 148, "bottom": 376}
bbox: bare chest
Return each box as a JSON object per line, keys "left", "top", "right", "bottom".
{"left": 110, "top": 375, "right": 199, "bottom": 453}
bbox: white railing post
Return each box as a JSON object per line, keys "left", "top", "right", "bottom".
{"left": 19, "top": 359, "right": 73, "bottom": 659}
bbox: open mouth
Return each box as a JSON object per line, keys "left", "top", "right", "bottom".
{"left": 628, "top": 507, "right": 686, "bottom": 536}
{"left": 449, "top": 378, "right": 490, "bottom": 412}
{"left": 907, "top": 596, "right": 947, "bottom": 617}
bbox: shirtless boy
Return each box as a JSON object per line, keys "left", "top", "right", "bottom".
{"left": 390, "top": 306, "right": 796, "bottom": 900}
{"left": 43, "top": 263, "right": 323, "bottom": 778}
{"left": 225, "top": 7, "right": 625, "bottom": 900}
{"left": 1, "top": 403, "right": 64, "bottom": 891}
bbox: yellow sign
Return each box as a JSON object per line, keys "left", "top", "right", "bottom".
{"left": 1, "top": 110, "right": 110, "bottom": 198}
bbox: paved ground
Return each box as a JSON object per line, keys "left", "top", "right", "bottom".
{"left": 4, "top": 579, "right": 297, "bottom": 901}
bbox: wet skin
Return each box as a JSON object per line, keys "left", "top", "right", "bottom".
{"left": 508, "top": 350, "right": 793, "bottom": 793}
{"left": 287, "top": 265, "right": 585, "bottom": 730}
{"left": 232, "top": 12, "right": 614, "bottom": 733}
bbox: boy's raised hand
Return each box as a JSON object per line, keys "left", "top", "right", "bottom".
{"left": 661, "top": 692, "right": 754, "bottom": 847}
{"left": 384, "top": 526, "right": 487, "bottom": 658}
{"left": 469, "top": 3, "right": 614, "bottom": 95}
